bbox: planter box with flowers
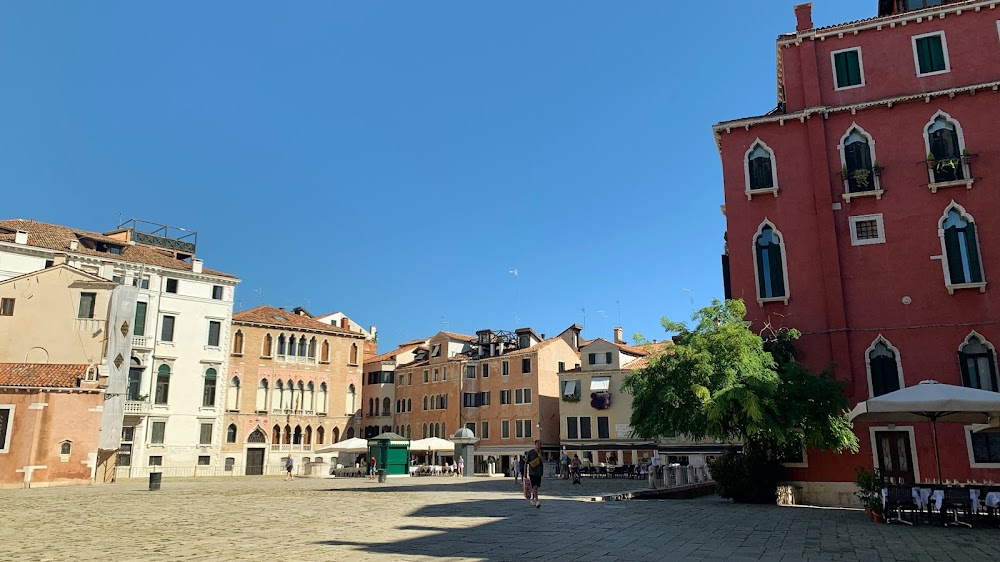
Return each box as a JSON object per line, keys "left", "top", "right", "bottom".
{"left": 590, "top": 392, "right": 611, "bottom": 410}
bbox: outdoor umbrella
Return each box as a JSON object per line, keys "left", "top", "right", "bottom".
{"left": 313, "top": 437, "right": 370, "bottom": 454}
{"left": 849, "top": 380, "right": 1000, "bottom": 483}
{"left": 409, "top": 437, "right": 456, "bottom": 452}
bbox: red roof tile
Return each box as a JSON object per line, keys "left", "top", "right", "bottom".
{"left": 233, "top": 305, "right": 361, "bottom": 336}
{"left": 0, "top": 363, "right": 90, "bottom": 388}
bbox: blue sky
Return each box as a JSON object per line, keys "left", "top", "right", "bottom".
{"left": 0, "top": 1, "right": 875, "bottom": 351}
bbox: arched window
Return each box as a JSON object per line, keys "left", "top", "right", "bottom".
{"left": 299, "top": 336, "right": 308, "bottom": 358}
{"left": 317, "top": 426, "right": 325, "bottom": 445}
{"left": 308, "top": 337, "right": 317, "bottom": 359}
{"left": 127, "top": 357, "right": 143, "bottom": 401}
{"left": 202, "top": 368, "right": 218, "bottom": 408}
{"left": 288, "top": 335, "right": 297, "bottom": 357}
{"left": 283, "top": 424, "right": 292, "bottom": 445}
{"left": 283, "top": 381, "right": 295, "bottom": 410}
{"left": 304, "top": 425, "right": 312, "bottom": 445}
{"left": 395, "top": 399, "right": 400, "bottom": 413}
{"left": 939, "top": 205, "right": 984, "bottom": 289}
{"left": 332, "top": 426, "right": 340, "bottom": 443}
{"left": 226, "top": 424, "right": 238, "bottom": 443}
{"left": 350, "top": 343, "right": 359, "bottom": 365}
{"left": 867, "top": 336, "right": 902, "bottom": 398}
{"left": 263, "top": 333, "right": 273, "bottom": 357}
{"left": 345, "top": 427, "right": 354, "bottom": 439}
{"left": 406, "top": 425, "right": 411, "bottom": 438}
{"left": 232, "top": 330, "right": 244, "bottom": 355}
{"left": 960, "top": 333, "right": 998, "bottom": 392}
{"left": 423, "top": 395, "right": 428, "bottom": 411}
{"left": 227, "top": 377, "right": 241, "bottom": 411}
{"left": 305, "top": 382, "right": 315, "bottom": 413}
{"left": 422, "top": 424, "right": 428, "bottom": 439}
{"left": 256, "top": 379, "right": 269, "bottom": 412}
{"left": 753, "top": 221, "right": 788, "bottom": 303}
{"left": 925, "top": 112, "right": 968, "bottom": 185}
{"left": 434, "top": 423, "right": 440, "bottom": 438}
{"left": 60, "top": 441, "right": 72, "bottom": 455}
{"left": 382, "top": 397, "right": 391, "bottom": 416}
{"left": 407, "top": 398, "right": 412, "bottom": 412}
{"left": 294, "top": 381, "right": 304, "bottom": 411}
{"left": 273, "top": 380, "right": 284, "bottom": 411}
{"left": 155, "top": 364, "right": 171, "bottom": 404}
{"left": 321, "top": 340, "right": 330, "bottom": 363}
{"left": 319, "top": 382, "right": 329, "bottom": 414}
{"left": 839, "top": 125, "right": 879, "bottom": 197}
{"left": 343, "top": 383, "right": 353, "bottom": 415}
{"left": 369, "top": 397, "right": 375, "bottom": 416}
{"left": 277, "top": 334, "right": 287, "bottom": 356}
{"left": 248, "top": 427, "right": 266, "bottom": 443}
{"left": 272, "top": 424, "right": 281, "bottom": 444}
{"left": 744, "top": 140, "right": 778, "bottom": 198}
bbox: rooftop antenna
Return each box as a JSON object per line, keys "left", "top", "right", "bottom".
{"left": 508, "top": 268, "right": 520, "bottom": 327}
{"left": 616, "top": 300, "right": 622, "bottom": 327}
{"left": 255, "top": 288, "right": 264, "bottom": 305}
{"left": 579, "top": 306, "right": 586, "bottom": 330}
{"left": 440, "top": 315, "right": 449, "bottom": 330}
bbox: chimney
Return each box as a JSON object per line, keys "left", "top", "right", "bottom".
{"left": 370, "top": 326, "right": 377, "bottom": 339}
{"left": 52, "top": 253, "right": 68, "bottom": 266}
{"left": 192, "top": 258, "right": 204, "bottom": 274}
{"left": 341, "top": 317, "right": 350, "bottom": 331}
{"left": 99, "top": 262, "right": 115, "bottom": 280}
{"left": 794, "top": 2, "right": 813, "bottom": 32}
{"left": 14, "top": 230, "right": 28, "bottom": 244}
{"left": 613, "top": 327, "right": 624, "bottom": 344}
{"left": 69, "top": 240, "right": 79, "bottom": 251}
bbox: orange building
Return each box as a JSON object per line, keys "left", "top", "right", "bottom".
{"left": 0, "top": 364, "right": 104, "bottom": 489}
{"left": 221, "top": 306, "right": 366, "bottom": 475}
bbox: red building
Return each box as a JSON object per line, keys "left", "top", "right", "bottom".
{"left": 716, "top": 0, "right": 1000, "bottom": 505}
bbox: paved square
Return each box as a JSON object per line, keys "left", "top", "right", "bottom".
{"left": 4, "top": 475, "right": 1000, "bottom": 561}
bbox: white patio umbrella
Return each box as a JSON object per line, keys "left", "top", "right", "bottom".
{"left": 313, "top": 437, "right": 370, "bottom": 454}
{"left": 849, "top": 380, "right": 1000, "bottom": 483}
{"left": 410, "top": 437, "right": 456, "bottom": 452}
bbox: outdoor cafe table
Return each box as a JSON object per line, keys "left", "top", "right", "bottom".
{"left": 882, "top": 485, "right": 982, "bottom": 514}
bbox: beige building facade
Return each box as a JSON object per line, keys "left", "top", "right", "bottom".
{"left": 221, "top": 305, "right": 366, "bottom": 475}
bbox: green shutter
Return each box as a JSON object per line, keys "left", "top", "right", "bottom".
{"left": 768, "top": 241, "right": 786, "bottom": 297}
{"left": 847, "top": 51, "right": 862, "bottom": 86}
{"left": 964, "top": 223, "right": 983, "bottom": 283}
{"left": 917, "top": 36, "right": 945, "bottom": 74}
{"left": 916, "top": 38, "right": 932, "bottom": 74}
{"left": 134, "top": 302, "right": 146, "bottom": 336}
{"left": 835, "top": 53, "right": 850, "bottom": 88}
{"left": 944, "top": 228, "right": 965, "bottom": 284}
{"left": 588, "top": 353, "right": 596, "bottom": 365}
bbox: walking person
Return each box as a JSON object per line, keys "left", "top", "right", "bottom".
{"left": 560, "top": 450, "right": 570, "bottom": 480}
{"left": 369, "top": 457, "right": 378, "bottom": 480}
{"left": 284, "top": 455, "right": 294, "bottom": 481}
{"left": 457, "top": 455, "right": 465, "bottom": 477}
{"left": 525, "top": 440, "right": 544, "bottom": 508}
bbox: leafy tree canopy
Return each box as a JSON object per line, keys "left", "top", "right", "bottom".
{"left": 623, "top": 299, "right": 858, "bottom": 457}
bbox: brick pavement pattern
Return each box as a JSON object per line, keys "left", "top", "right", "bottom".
{"left": 4, "top": 476, "right": 1000, "bottom": 561}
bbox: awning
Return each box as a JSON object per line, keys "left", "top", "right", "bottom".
{"left": 563, "top": 380, "right": 577, "bottom": 396}
{"left": 590, "top": 377, "right": 611, "bottom": 391}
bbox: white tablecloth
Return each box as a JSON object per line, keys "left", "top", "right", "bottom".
{"left": 986, "top": 491, "right": 1000, "bottom": 509}
{"left": 883, "top": 487, "right": 978, "bottom": 512}
{"left": 928, "top": 488, "right": 979, "bottom": 512}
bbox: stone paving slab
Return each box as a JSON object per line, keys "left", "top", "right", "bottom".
{"left": 3, "top": 475, "right": 1000, "bottom": 561}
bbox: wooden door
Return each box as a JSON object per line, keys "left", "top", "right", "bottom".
{"left": 874, "top": 431, "right": 915, "bottom": 484}
{"left": 246, "top": 448, "right": 265, "bottom": 476}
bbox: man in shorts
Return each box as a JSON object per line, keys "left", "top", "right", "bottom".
{"left": 284, "top": 455, "right": 294, "bottom": 480}
{"left": 525, "top": 440, "right": 544, "bottom": 508}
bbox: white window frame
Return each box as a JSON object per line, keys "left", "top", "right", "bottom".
{"left": 837, "top": 123, "right": 882, "bottom": 201}
{"left": 922, "top": 110, "right": 972, "bottom": 191}
{"left": 864, "top": 335, "right": 905, "bottom": 399}
{"left": 781, "top": 430, "right": 808, "bottom": 469}
{"left": 965, "top": 425, "right": 1000, "bottom": 468}
{"left": 752, "top": 219, "right": 790, "bottom": 306}
{"left": 743, "top": 139, "right": 779, "bottom": 200}
{"left": 936, "top": 201, "right": 987, "bottom": 294}
{"left": 0, "top": 405, "right": 14, "bottom": 454}
{"left": 869, "top": 425, "right": 921, "bottom": 483}
{"left": 958, "top": 331, "right": 999, "bottom": 391}
{"left": 830, "top": 46, "right": 866, "bottom": 91}
{"left": 911, "top": 31, "right": 951, "bottom": 78}
{"left": 849, "top": 214, "right": 886, "bottom": 246}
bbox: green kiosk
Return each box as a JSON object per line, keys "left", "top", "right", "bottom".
{"left": 367, "top": 432, "right": 410, "bottom": 481}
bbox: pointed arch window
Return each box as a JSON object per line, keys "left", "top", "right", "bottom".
{"left": 924, "top": 112, "right": 972, "bottom": 190}
{"left": 226, "top": 424, "right": 238, "bottom": 443}
{"left": 960, "top": 334, "right": 998, "bottom": 393}
{"left": 298, "top": 336, "right": 308, "bottom": 358}
{"left": 305, "top": 382, "right": 315, "bottom": 413}
{"left": 867, "top": 337, "right": 903, "bottom": 398}
{"left": 744, "top": 140, "right": 778, "bottom": 199}
{"left": 308, "top": 337, "right": 317, "bottom": 360}
{"left": 263, "top": 333, "right": 273, "bottom": 358}
{"left": 232, "top": 330, "right": 244, "bottom": 355}
{"left": 938, "top": 204, "right": 985, "bottom": 292}
{"left": 319, "top": 382, "right": 329, "bottom": 414}
{"left": 349, "top": 343, "right": 359, "bottom": 365}
{"left": 320, "top": 340, "right": 330, "bottom": 363}
{"left": 839, "top": 125, "right": 881, "bottom": 199}
{"left": 423, "top": 395, "right": 429, "bottom": 411}
{"left": 272, "top": 424, "right": 281, "bottom": 444}
{"left": 340, "top": 383, "right": 351, "bottom": 416}
{"left": 248, "top": 427, "right": 266, "bottom": 443}
{"left": 256, "top": 379, "right": 269, "bottom": 412}
{"left": 277, "top": 334, "right": 286, "bottom": 357}
{"left": 227, "top": 377, "right": 241, "bottom": 411}
{"left": 407, "top": 398, "right": 412, "bottom": 412}
{"left": 288, "top": 335, "right": 297, "bottom": 357}
{"left": 753, "top": 222, "right": 789, "bottom": 304}
{"left": 273, "top": 380, "right": 284, "bottom": 411}
{"left": 317, "top": 426, "right": 325, "bottom": 444}
{"left": 382, "top": 397, "right": 391, "bottom": 416}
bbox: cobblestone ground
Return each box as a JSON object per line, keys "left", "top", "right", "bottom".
{"left": 4, "top": 475, "right": 1000, "bottom": 561}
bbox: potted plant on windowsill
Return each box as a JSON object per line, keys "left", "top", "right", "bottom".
{"left": 851, "top": 168, "right": 871, "bottom": 189}
{"left": 926, "top": 152, "right": 936, "bottom": 170}
{"left": 962, "top": 148, "right": 974, "bottom": 164}
{"left": 590, "top": 392, "right": 611, "bottom": 410}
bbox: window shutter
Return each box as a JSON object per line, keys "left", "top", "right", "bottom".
{"left": 767, "top": 240, "right": 786, "bottom": 297}
{"left": 846, "top": 50, "right": 861, "bottom": 85}
{"left": 929, "top": 37, "right": 945, "bottom": 71}
{"left": 870, "top": 356, "right": 885, "bottom": 397}
{"left": 588, "top": 353, "right": 596, "bottom": 365}
{"left": 871, "top": 356, "right": 899, "bottom": 397}
{"left": 835, "top": 53, "right": 849, "bottom": 87}
{"left": 605, "top": 352, "right": 612, "bottom": 364}
{"left": 944, "top": 228, "right": 965, "bottom": 284}
{"left": 959, "top": 352, "right": 972, "bottom": 388}
{"left": 987, "top": 353, "right": 999, "bottom": 394}
{"left": 964, "top": 223, "right": 983, "bottom": 283}
{"left": 917, "top": 38, "right": 933, "bottom": 73}
{"left": 755, "top": 242, "right": 769, "bottom": 298}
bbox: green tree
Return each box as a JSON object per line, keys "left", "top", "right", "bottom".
{"left": 623, "top": 299, "right": 858, "bottom": 501}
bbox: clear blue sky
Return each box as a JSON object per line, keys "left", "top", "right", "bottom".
{"left": 0, "top": 1, "right": 875, "bottom": 351}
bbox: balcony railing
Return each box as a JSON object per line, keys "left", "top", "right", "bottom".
{"left": 275, "top": 355, "right": 318, "bottom": 365}
{"left": 270, "top": 408, "right": 325, "bottom": 416}
{"left": 131, "top": 335, "right": 152, "bottom": 349}
{"left": 124, "top": 401, "right": 151, "bottom": 414}
{"left": 75, "top": 318, "right": 106, "bottom": 333}
{"left": 926, "top": 154, "right": 975, "bottom": 192}
{"left": 270, "top": 444, "right": 315, "bottom": 452}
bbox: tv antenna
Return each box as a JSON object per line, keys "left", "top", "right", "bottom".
{"left": 508, "top": 268, "right": 520, "bottom": 326}
{"left": 579, "top": 306, "right": 586, "bottom": 330}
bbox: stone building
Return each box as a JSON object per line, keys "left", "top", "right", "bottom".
{"left": 221, "top": 305, "right": 365, "bottom": 475}
{"left": 365, "top": 339, "right": 428, "bottom": 440}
